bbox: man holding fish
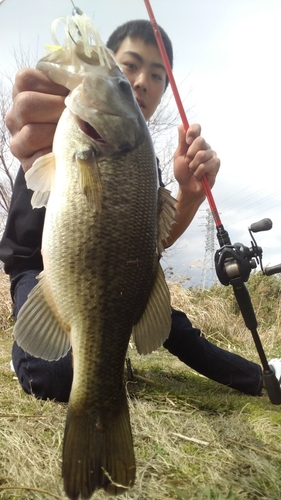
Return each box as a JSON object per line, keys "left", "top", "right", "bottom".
{"left": 2, "top": 20, "right": 280, "bottom": 406}
{"left": 3, "top": 14, "right": 281, "bottom": 498}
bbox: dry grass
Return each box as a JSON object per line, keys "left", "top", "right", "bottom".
{"left": 169, "top": 280, "right": 281, "bottom": 358}
{"left": 1, "top": 272, "right": 281, "bottom": 500}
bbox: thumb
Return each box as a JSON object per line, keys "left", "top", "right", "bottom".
{"left": 174, "top": 124, "right": 190, "bottom": 157}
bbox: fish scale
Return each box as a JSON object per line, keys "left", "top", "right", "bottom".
{"left": 13, "top": 11, "right": 177, "bottom": 500}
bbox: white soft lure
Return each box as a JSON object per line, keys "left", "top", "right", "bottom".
{"left": 49, "top": 12, "right": 115, "bottom": 66}
{"left": 35, "top": 10, "right": 117, "bottom": 92}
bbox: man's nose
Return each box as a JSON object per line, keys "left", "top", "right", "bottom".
{"left": 133, "top": 71, "right": 148, "bottom": 91}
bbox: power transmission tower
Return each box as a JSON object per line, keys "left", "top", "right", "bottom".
{"left": 200, "top": 208, "right": 217, "bottom": 289}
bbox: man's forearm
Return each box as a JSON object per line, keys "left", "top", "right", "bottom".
{"left": 165, "top": 189, "right": 205, "bottom": 248}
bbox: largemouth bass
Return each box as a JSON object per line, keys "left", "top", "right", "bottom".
{"left": 13, "top": 12, "right": 176, "bottom": 500}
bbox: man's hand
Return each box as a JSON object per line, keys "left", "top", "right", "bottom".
{"left": 5, "top": 68, "right": 68, "bottom": 172}
{"left": 174, "top": 123, "right": 220, "bottom": 199}
{"left": 165, "top": 123, "right": 220, "bottom": 247}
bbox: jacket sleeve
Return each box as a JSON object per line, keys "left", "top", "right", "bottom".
{"left": 0, "top": 167, "right": 45, "bottom": 276}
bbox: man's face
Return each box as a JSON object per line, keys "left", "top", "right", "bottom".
{"left": 114, "top": 37, "right": 166, "bottom": 121}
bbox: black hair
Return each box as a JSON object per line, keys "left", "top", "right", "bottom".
{"left": 106, "top": 19, "right": 173, "bottom": 89}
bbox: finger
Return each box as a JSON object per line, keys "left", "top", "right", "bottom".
{"left": 189, "top": 153, "right": 220, "bottom": 181}
{"left": 13, "top": 68, "right": 68, "bottom": 98}
{"left": 174, "top": 124, "right": 188, "bottom": 157}
{"left": 21, "top": 148, "right": 53, "bottom": 173}
{"left": 186, "top": 137, "right": 210, "bottom": 165}
{"left": 185, "top": 123, "right": 201, "bottom": 146}
{"left": 9, "top": 123, "right": 57, "bottom": 164}
{"left": 202, "top": 157, "right": 220, "bottom": 190}
{"left": 6, "top": 92, "right": 66, "bottom": 135}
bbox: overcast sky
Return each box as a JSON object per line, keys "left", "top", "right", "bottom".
{"left": 1, "top": 0, "right": 281, "bottom": 287}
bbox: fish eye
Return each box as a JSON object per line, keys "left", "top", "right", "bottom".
{"left": 118, "top": 78, "right": 131, "bottom": 93}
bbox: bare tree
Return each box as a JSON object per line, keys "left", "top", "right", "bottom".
{"left": 0, "top": 80, "right": 19, "bottom": 233}
{"left": 0, "top": 46, "right": 38, "bottom": 236}
{"left": 148, "top": 85, "right": 192, "bottom": 193}
{"left": 148, "top": 89, "right": 178, "bottom": 189}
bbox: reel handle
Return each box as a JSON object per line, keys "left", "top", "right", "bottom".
{"left": 249, "top": 218, "right": 272, "bottom": 233}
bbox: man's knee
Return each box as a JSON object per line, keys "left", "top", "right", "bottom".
{"left": 12, "top": 341, "right": 73, "bottom": 402}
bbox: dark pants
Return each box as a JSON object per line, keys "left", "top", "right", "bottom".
{"left": 11, "top": 270, "right": 73, "bottom": 402}
{"left": 10, "top": 269, "right": 263, "bottom": 401}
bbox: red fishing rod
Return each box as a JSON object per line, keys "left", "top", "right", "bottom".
{"left": 144, "top": 0, "right": 281, "bottom": 405}
{"left": 143, "top": 0, "right": 227, "bottom": 239}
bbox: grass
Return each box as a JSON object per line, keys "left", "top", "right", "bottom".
{"left": 0, "top": 272, "right": 281, "bottom": 499}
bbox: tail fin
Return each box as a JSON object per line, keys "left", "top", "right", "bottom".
{"left": 62, "top": 390, "right": 136, "bottom": 499}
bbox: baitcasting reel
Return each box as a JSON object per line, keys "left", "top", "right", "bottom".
{"left": 215, "top": 218, "right": 281, "bottom": 286}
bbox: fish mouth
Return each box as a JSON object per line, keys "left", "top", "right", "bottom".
{"left": 77, "top": 117, "right": 106, "bottom": 144}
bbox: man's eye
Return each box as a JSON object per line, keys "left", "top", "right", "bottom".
{"left": 122, "top": 62, "right": 136, "bottom": 70}
{"left": 152, "top": 73, "right": 163, "bottom": 81}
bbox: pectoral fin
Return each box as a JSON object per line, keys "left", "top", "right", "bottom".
{"left": 132, "top": 264, "right": 171, "bottom": 354}
{"left": 13, "top": 271, "right": 71, "bottom": 361}
{"left": 75, "top": 151, "right": 102, "bottom": 212}
{"left": 25, "top": 152, "right": 56, "bottom": 208}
